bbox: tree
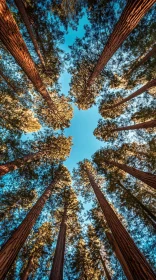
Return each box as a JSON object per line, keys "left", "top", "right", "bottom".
{"left": 0, "top": 165, "right": 69, "bottom": 279}
{"left": 94, "top": 119, "right": 156, "bottom": 142}
{"left": 85, "top": 0, "right": 155, "bottom": 89}
{"left": 0, "top": 135, "right": 72, "bottom": 176}
{"left": 74, "top": 160, "right": 156, "bottom": 279}
{"left": 99, "top": 79, "right": 156, "bottom": 118}
{"left": 93, "top": 149, "right": 156, "bottom": 189}
{"left": 50, "top": 186, "right": 80, "bottom": 280}
{"left": 0, "top": 0, "right": 56, "bottom": 110}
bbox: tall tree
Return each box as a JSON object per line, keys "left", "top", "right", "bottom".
{"left": 0, "top": 0, "right": 55, "bottom": 110}
{"left": 74, "top": 160, "right": 156, "bottom": 279}
{"left": 93, "top": 149, "right": 156, "bottom": 189}
{"left": 0, "top": 135, "right": 72, "bottom": 176}
{"left": 85, "top": 0, "right": 155, "bottom": 88}
{"left": 0, "top": 165, "right": 69, "bottom": 279}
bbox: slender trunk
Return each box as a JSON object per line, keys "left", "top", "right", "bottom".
{"left": 105, "top": 159, "right": 156, "bottom": 190}
{"left": 112, "top": 120, "right": 156, "bottom": 132}
{"left": 105, "top": 230, "right": 133, "bottom": 280}
{"left": 14, "top": 0, "right": 46, "bottom": 69}
{"left": 0, "top": 69, "right": 19, "bottom": 93}
{"left": 117, "top": 181, "right": 156, "bottom": 226}
{"left": 86, "top": 0, "right": 155, "bottom": 87}
{"left": 85, "top": 168, "right": 156, "bottom": 280}
{"left": 126, "top": 44, "right": 156, "bottom": 77}
{"left": 50, "top": 205, "right": 67, "bottom": 280}
{"left": 21, "top": 255, "right": 33, "bottom": 280}
{"left": 0, "top": 0, "right": 54, "bottom": 110}
{"left": 0, "top": 151, "right": 42, "bottom": 176}
{"left": 99, "top": 253, "right": 112, "bottom": 280}
{"left": 0, "top": 179, "right": 57, "bottom": 280}
{"left": 106, "top": 79, "right": 156, "bottom": 109}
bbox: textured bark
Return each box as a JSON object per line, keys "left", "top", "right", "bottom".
{"left": 50, "top": 205, "right": 67, "bottom": 280}
{"left": 126, "top": 44, "right": 156, "bottom": 77}
{"left": 112, "top": 120, "right": 156, "bottom": 132}
{"left": 86, "top": 0, "right": 155, "bottom": 87}
{"left": 0, "top": 179, "right": 57, "bottom": 280}
{"left": 117, "top": 181, "right": 156, "bottom": 227}
{"left": 14, "top": 0, "right": 46, "bottom": 68}
{"left": 0, "top": 69, "right": 18, "bottom": 93}
{"left": 0, "top": 151, "right": 42, "bottom": 176}
{"left": 85, "top": 168, "right": 156, "bottom": 280}
{"left": 21, "top": 255, "right": 33, "bottom": 280}
{"left": 106, "top": 79, "right": 156, "bottom": 109}
{"left": 99, "top": 253, "right": 112, "bottom": 280}
{"left": 0, "top": 0, "right": 54, "bottom": 110}
{"left": 106, "top": 159, "right": 156, "bottom": 190}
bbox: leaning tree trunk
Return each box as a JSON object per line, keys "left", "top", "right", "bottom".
{"left": 50, "top": 205, "right": 67, "bottom": 280}
{"left": 14, "top": 0, "right": 46, "bottom": 69}
{"left": 105, "top": 159, "right": 156, "bottom": 190}
{"left": 85, "top": 168, "right": 156, "bottom": 280}
{"left": 99, "top": 253, "right": 112, "bottom": 280}
{"left": 0, "top": 0, "right": 54, "bottom": 110}
{"left": 117, "top": 181, "right": 156, "bottom": 227}
{"left": 105, "top": 230, "right": 133, "bottom": 280}
{"left": 0, "top": 179, "right": 57, "bottom": 280}
{"left": 112, "top": 120, "right": 156, "bottom": 132}
{"left": 86, "top": 0, "right": 155, "bottom": 87}
{"left": 0, "top": 151, "right": 42, "bottom": 176}
{"left": 106, "top": 79, "right": 156, "bottom": 109}
{"left": 126, "top": 44, "right": 156, "bottom": 77}
{"left": 21, "top": 255, "right": 34, "bottom": 280}
{"left": 0, "top": 69, "right": 19, "bottom": 93}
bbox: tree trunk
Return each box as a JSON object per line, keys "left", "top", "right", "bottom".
{"left": 86, "top": 0, "right": 155, "bottom": 87}
{"left": 99, "top": 253, "right": 112, "bottom": 280}
{"left": 105, "top": 159, "right": 156, "bottom": 190}
{"left": 50, "top": 205, "right": 67, "bottom": 280}
{"left": 21, "top": 255, "right": 34, "bottom": 280}
{"left": 105, "top": 230, "right": 134, "bottom": 280}
{"left": 85, "top": 168, "right": 156, "bottom": 280}
{"left": 0, "top": 69, "right": 19, "bottom": 93}
{"left": 106, "top": 79, "right": 156, "bottom": 109}
{"left": 126, "top": 44, "right": 156, "bottom": 77}
{"left": 117, "top": 181, "right": 156, "bottom": 227}
{"left": 0, "top": 151, "right": 42, "bottom": 176}
{"left": 14, "top": 0, "right": 46, "bottom": 69}
{"left": 0, "top": 179, "right": 57, "bottom": 280}
{"left": 112, "top": 120, "right": 156, "bottom": 132}
{"left": 0, "top": 0, "right": 54, "bottom": 110}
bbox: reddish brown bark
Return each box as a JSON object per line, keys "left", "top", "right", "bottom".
{"left": 0, "top": 151, "right": 42, "bottom": 176}
{"left": 50, "top": 205, "right": 67, "bottom": 280}
{"left": 99, "top": 253, "right": 112, "bottom": 280}
{"left": 0, "top": 179, "right": 57, "bottom": 280}
{"left": 105, "top": 79, "right": 156, "bottom": 109}
{"left": 112, "top": 120, "right": 156, "bottom": 132}
{"left": 106, "top": 159, "right": 156, "bottom": 190}
{"left": 85, "top": 168, "right": 156, "bottom": 280}
{"left": 14, "top": 0, "right": 46, "bottom": 69}
{"left": 21, "top": 255, "right": 33, "bottom": 280}
{"left": 86, "top": 0, "right": 155, "bottom": 87}
{"left": 0, "top": 0, "right": 54, "bottom": 110}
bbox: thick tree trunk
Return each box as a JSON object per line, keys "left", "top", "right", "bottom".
{"left": 117, "top": 181, "right": 156, "bottom": 227}
{"left": 21, "top": 255, "right": 33, "bottom": 280}
{"left": 112, "top": 120, "right": 156, "bottom": 132}
{"left": 126, "top": 44, "right": 156, "bottom": 77}
{"left": 0, "top": 0, "right": 54, "bottom": 110}
{"left": 85, "top": 168, "right": 156, "bottom": 280}
{"left": 86, "top": 0, "right": 155, "bottom": 87}
{"left": 0, "top": 151, "right": 42, "bottom": 176}
{"left": 99, "top": 253, "right": 112, "bottom": 280}
{"left": 0, "top": 179, "right": 57, "bottom": 280}
{"left": 14, "top": 0, "right": 46, "bottom": 69}
{"left": 106, "top": 159, "right": 156, "bottom": 190}
{"left": 106, "top": 79, "right": 156, "bottom": 109}
{"left": 50, "top": 205, "right": 67, "bottom": 280}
